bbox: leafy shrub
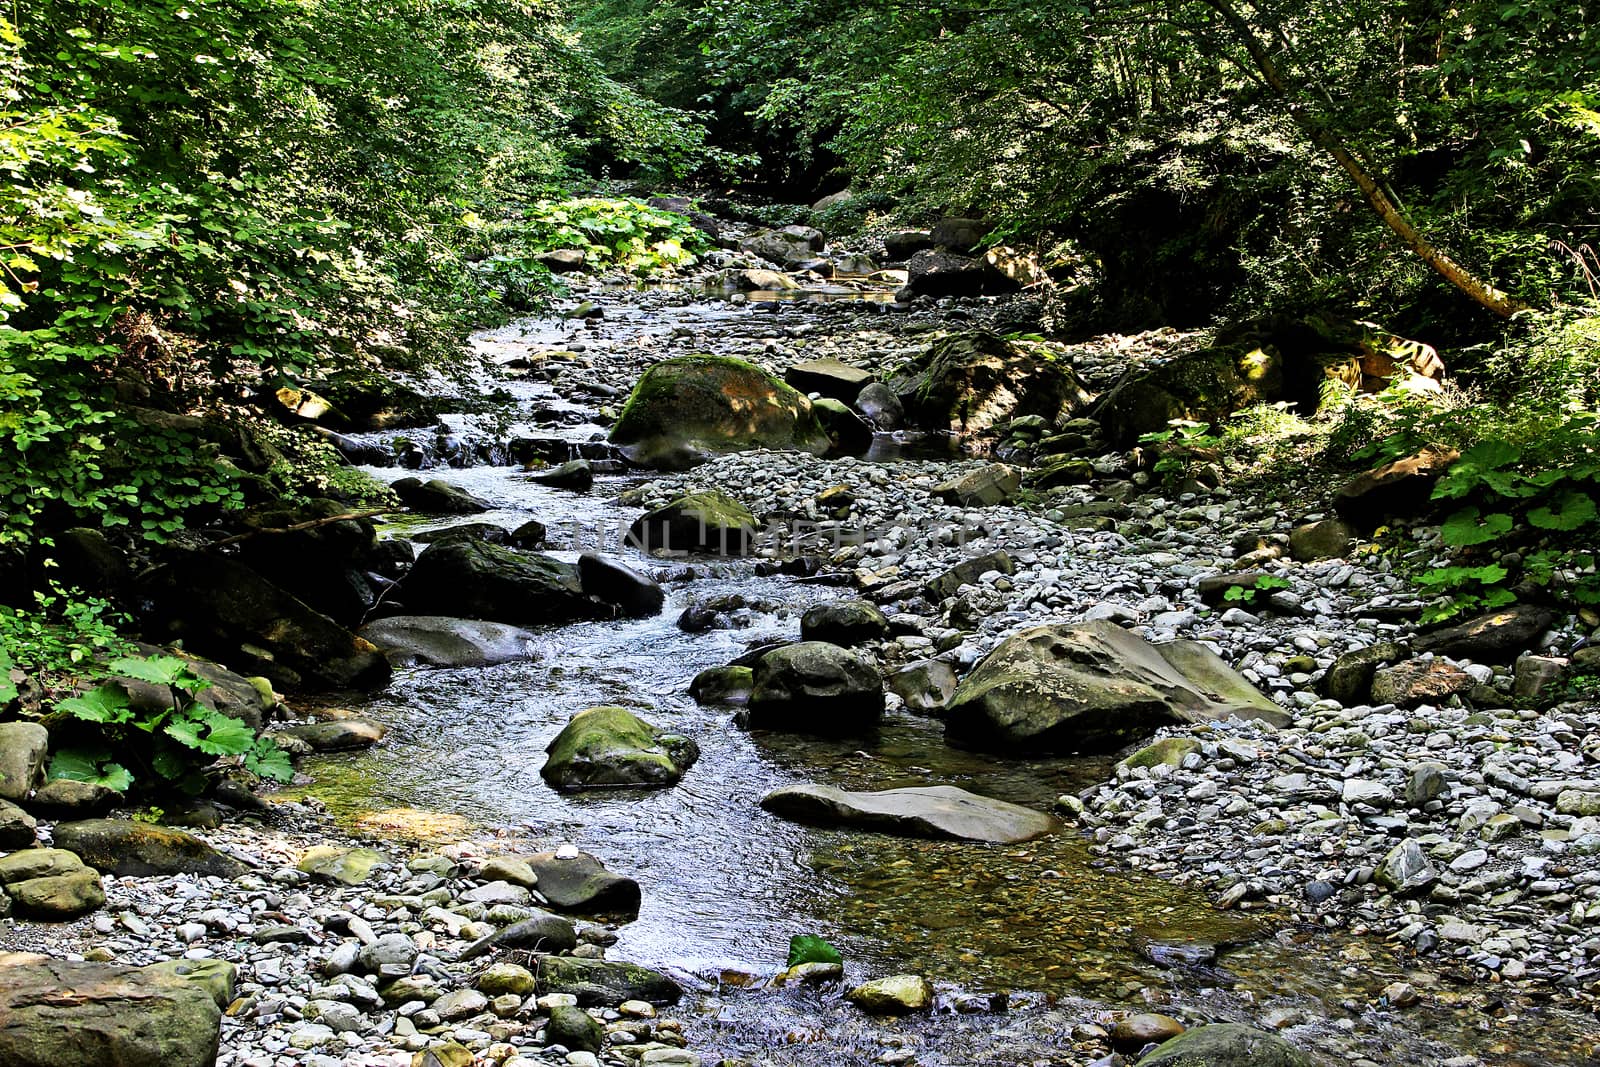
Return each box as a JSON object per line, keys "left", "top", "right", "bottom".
{"left": 48, "top": 654, "right": 292, "bottom": 795}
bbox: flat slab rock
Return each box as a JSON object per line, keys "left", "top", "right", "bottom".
{"left": 760, "top": 783, "right": 1057, "bottom": 844}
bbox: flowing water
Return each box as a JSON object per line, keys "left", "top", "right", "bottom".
{"left": 303, "top": 288, "right": 1599, "bottom": 1066}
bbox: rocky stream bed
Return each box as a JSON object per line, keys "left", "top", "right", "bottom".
{"left": 3, "top": 227, "right": 1599, "bottom": 1067}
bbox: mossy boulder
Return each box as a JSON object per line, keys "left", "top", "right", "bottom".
{"left": 689, "top": 665, "right": 754, "bottom": 706}
{"left": 541, "top": 707, "right": 700, "bottom": 792}
{"left": 748, "top": 642, "right": 884, "bottom": 735}
{"left": 944, "top": 621, "right": 1289, "bottom": 754}
{"left": 52, "top": 820, "right": 247, "bottom": 879}
{"left": 534, "top": 957, "right": 682, "bottom": 1007}
{"left": 888, "top": 331, "right": 1092, "bottom": 438}
{"left": 609, "top": 355, "right": 830, "bottom": 470}
{"left": 627, "top": 492, "right": 759, "bottom": 556}
{"left": 1138, "top": 1023, "right": 1312, "bottom": 1066}
{"left": 1097, "top": 345, "right": 1283, "bottom": 447}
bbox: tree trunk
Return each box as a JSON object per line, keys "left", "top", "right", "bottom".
{"left": 1198, "top": 0, "right": 1527, "bottom": 318}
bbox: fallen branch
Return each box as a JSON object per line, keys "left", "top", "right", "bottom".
{"left": 213, "top": 508, "right": 391, "bottom": 547}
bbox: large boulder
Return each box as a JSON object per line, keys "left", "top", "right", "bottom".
{"left": 944, "top": 620, "right": 1290, "bottom": 754}
{"left": 541, "top": 707, "right": 699, "bottom": 792}
{"left": 888, "top": 332, "right": 1092, "bottom": 438}
{"left": 740, "top": 227, "right": 823, "bottom": 268}
{"left": 577, "top": 553, "right": 666, "bottom": 618}
{"left": 761, "top": 784, "right": 1057, "bottom": 844}
{"left": 113, "top": 642, "right": 275, "bottom": 733}
{"left": 137, "top": 550, "right": 389, "bottom": 692}
{"left": 524, "top": 850, "right": 641, "bottom": 918}
{"left": 627, "top": 492, "right": 759, "bottom": 556}
{"left": 747, "top": 642, "right": 884, "bottom": 734}
{"left": 358, "top": 615, "right": 542, "bottom": 668}
{"left": 1097, "top": 344, "right": 1282, "bottom": 447}
{"left": 901, "top": 250, "right": 1020, "bottom": 298}
{"left": 1332, "top": 446, "right": 1458, "bottom": 529}
{"left": 1412, "top": 603, "right": 1560, "bottom": 663}
{"left": 0, "top": 953, "right": 226, "bottom": 1067}
{"left": 390, "top": 477, "right": 492, "bottom": 514}
{"left": 800, "top": 601, "right": 891, "bottom": 646}
{"left": 51, "top": 820, "right": 247, "bottom": 879}
{"left": 1139, "top": 1023, "right": 1312, "bottom": 1067}
{"left": 234, "top": 500, "right": 381, "bottom": 625}
{"left": 399, "top": 540, "right": 604, "bottom": 626}
{"left": 882, "top": 230, "right": 933, "bottom": 260}
{"left": 609, "top": 356, "right": 830, "bottom": 470}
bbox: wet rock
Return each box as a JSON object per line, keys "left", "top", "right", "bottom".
{"left": 359, "top": 615, "right": 542, "bottom": 668}
{"left": 476, "top": 961, "right": 536, "bottom": 996}
{"left": 1370, "top": 659, "right": 1475, "bottom": 707}
{"left": 1412, "top": 603, "right": 1561, "bottom": 663}
{"left": 1110, "top": 1013, "right": 1186, "bottom": 1053}
{"left": 812, "top": 397, "right": 875, "bottom": 455}
{"left": 1139, "top": 1023, "right": 1311, "bottom": 1067}
{"left": 509, "top": 518, "right": 549, "bottom": 549}
{"left": 535, "top": 957, "right": 682, "bottom": 1007}
{"left": 0, "top": 722, "right": 50, "bottom": 802}
{"left": 944, "top": 620, "right": 1289, "bottom": 754}
{"left": 846, "top": 974, "right": 933, "bottom": 1014}
{"left": 924, "top": 550, "right": 1015, "bottom": 602}
{"left": 391, "top": 477, "right": 492, "bottom": 515}
{"left": 400, "top": 540, "right": 602, "bottom": 626}
{"left": 786, "top": 357, "right": 874, "bottom": 403}
{"left": 609, "top": 355, "right": 829, "bottom": 470}
{"left": 747, "top": 641, "right": 884, "bottom": 734}
{"left": 627, "top": 492, "right": 759, "bottom": 556}
{"left": 458, "top": 912, "right": 578, "bottom": 960}
{"left": 233, "top": 499, "right": 381, "bottom": 624}
{"left": 0, "top": 952, "right": 224, "bottom": 1067}
{"left": 578, "top": 553, "right": 666, "bottom": 618}
{"left": 546, "top": 1004, "right": 604, "bottom": 1053}
{"left": 800, "top": 601, "right": 891, "bottom": 646}
{"left": 138, "top": 550, "right": 389, "bottom": 691}
{"left": 760, "top": 783, "right": 1057, "bottom": 844}
{"left": 413, "top": 522, "right": 510, "bottom": 546}
{"left": 51, "top": 820, "right": 246, "bottom": 879}
{"left": 887, "top": 660, "right": 959, "bottom": 714}
{"left": 855, "top": 382, "right": 904, "bottom": 430}
{"left": 525, "top": 850, "right": 642, "bottom": 918}
{"left": 277, "top": 719, "right": 385, "bottom": 751}
{"left": 529, "top": 458, "right": 594, "bottom": 491}
{"left": 689, "top": 665, "right": 754, "bottom": 706}
{"left": 1289, "top": 517, "right": 1354, "bottom": 562}
{"left": 1098, "top": 344, "right": 1281, "bottom": 447}
{"left": 1333, "top": 447, "right": 1458, "bottom": 528}
{"left": 934, "top": 463, "right": 1021, "bottom": 507}
{"left": 542, "top": 706, "right": 699, "bottom": 792}
{"left": 888, "top": 331, "right": 1091, "bottom": 437}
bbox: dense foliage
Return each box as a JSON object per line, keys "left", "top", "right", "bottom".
{"left": 1, "top": 1, "right": 711, "bottom": 544}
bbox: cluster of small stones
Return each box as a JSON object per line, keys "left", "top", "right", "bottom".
{"left": 12, "top": 804, "right": 699, "bottom": 1067}
{"left": 625, "top": 446, "right": 1596, "bottom": 1013}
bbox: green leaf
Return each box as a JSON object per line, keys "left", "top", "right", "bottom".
{"left": 245, "top": 740, "right": 295, "bottom": 783}
{"left": 109, "top": 654, "right": 192, "bottom": 687}
{"left": 56, "top": 683, "right": 131, "bottom": 723}
{"left": 786, "top": 934, "right": 843, "bottom": 968}
{"left": 1440, "top": 507, "right": 1515, "bottom": 547}
{"left": 1528, "top": 491, "right": 1597, "bottom": 531}
{"left": 165, "top": 711, "right": 255, "bottom": 756}
{"left": 48, "top": 747, "right": 133, "bottom": 792}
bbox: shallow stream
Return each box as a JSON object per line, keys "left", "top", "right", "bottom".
{"left": 305, "top": 289, "right": 1594, "bottom": 1066}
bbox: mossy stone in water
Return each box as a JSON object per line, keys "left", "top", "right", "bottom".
{"left": 1138, "top": 1023, "right": 1311, "bottom": 1066}
{"left": 609, "top": 354, "right": 830, "bottom": 469}
{"left": 540, "top": 706, "right": 700, "bottom": 792}
{"left": 1118, "top": 737, "right": 1201, "bottom": 771}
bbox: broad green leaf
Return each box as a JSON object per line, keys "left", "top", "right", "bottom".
{"left": 165, "top": 711, "right": 254, "bottom": 756}
{"left": 109, "top": 654, "right": 191, "bottom": 686}
{"left": 786, "top": 934, "right": 843, "bottom": 968}
{"left": 1440, "top": 507, "right": 1514, "bottom": 547}
{"left": 246, "top": 741, "right": 295, "bottom": 783}
{"left": 56, "top": 683, "right": 131, "bottom": 723}
{"left": 48, "top": 747, "right": 132, "bottom": 792}
{"left": 1528, "top": 491, "right": 1597, "bottom": 531}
